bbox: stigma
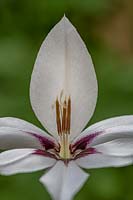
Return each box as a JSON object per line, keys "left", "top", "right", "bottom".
{"left": 55, "top": 94, "right": 71, "bottom": 159}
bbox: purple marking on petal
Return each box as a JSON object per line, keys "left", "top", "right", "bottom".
{"left": 74, "top": 147, "right": 99, "bottom": 159}
{"left": 33, "top": 149, "right": 57, "bottom": 159}
{"left": 27, "top": 132, "right": 56, "bottom": 150}
{"left": 71, "top": 131, "right": 102, "bottom": 153}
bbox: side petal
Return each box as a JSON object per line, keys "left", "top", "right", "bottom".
{"left": 77, "top": 115, "right": 133, "bottom": 140}
{"left": 90, "top": 126, "right": 133, "bottom": 146}
{"left": 0, "top": 149, "right": 56, "bottom": 175}
{"left": 0, "top": 127, "right": 56, "bottom": 150}
{"left": 30, "top": 16, "right": 97, "bottom": 138}
{"left": 93, "top": 138, "right": 133, "bottom": 156}
{"left": 75, "top": 125, "right": 133, "bottom": 169}
{"left": 40, "top": 161, "right": 89, "bottom": 200}
{"left": 0, "top": 117, "right": 56, "bottom": 150}
{"left": 0, "top": 117, "right": 53, "bottom": 138}
{"left": 76, "top": 154, "right": 133, "bottom": 169}
{"left": 73, "top": 126, "right": 133, "bottom": 150}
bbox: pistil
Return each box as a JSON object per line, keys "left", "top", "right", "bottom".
{"left": 56, "top": 95, "right": 71, "bottom": 159}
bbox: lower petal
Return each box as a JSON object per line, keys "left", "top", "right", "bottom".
{"left": 0, "top": 149, "right": 56, "bottom": 175}
{"left": 76, "top": 153, "right": 133, "bottom": 169}
{"left": 40, "top": 161, "right": 89, "bottom": 200}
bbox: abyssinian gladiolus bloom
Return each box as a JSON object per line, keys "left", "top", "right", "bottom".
{"left": 0, "top": 16, "right": 133, "bottom": 200}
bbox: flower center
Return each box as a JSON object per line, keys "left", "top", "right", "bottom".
{"left": 55, "top": 93, "right": 71, "bottom": 159}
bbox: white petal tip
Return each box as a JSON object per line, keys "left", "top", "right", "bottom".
{"left": 62, "top": 14, "right": 68, "bottom": 20}
{"left": 59, "top": 15, "right": 73, "bottom": 29}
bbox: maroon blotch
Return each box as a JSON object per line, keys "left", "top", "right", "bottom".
{"left": 71, "top": 131, "right": 102, "bottom": 153}
{"left": 27, "top": 132, "right": 56, "bottom": 150}
{"left": 74, "top": 147, "right": 99, "bottom": 159}
{"left": 33, "top": 149, "right": 57, "bottom": 159}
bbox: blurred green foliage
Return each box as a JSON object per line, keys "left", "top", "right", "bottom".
{"left": 0, "top": 0, "right": 133, "bottom": 200}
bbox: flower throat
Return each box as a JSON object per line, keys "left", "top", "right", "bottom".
{"left": 56, "top": 95, "right": 71, "bottom": 159}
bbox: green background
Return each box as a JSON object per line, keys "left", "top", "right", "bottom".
{"left": 0, "top": 0, "right": 133, "bottom": 199}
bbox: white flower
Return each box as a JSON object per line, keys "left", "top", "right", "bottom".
{"left": 0, "top": 16, "right": 133, "bottom": 200}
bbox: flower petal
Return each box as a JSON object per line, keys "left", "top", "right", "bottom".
{"left": 30, "top": 16, "right": 97, "bottom": 138}
{"left": 73, "top": 125, "right": 133, "bottom": 151}
{"left": 77, "top": 115, "right": 133, "bottom": 140}
{"left": 0, "top": 149, "right": 56, "bottom": 175}
{"left": 0, "top": 117, "right": 52, "bottom": 138}
{"left": 75, "top": 123, "right": 133, "bottom": 169}
{"left": 89, "top": 126, "right": 133, "bottom": 157}
{"left": 76, "top": 154, "right": 133, "bottom": 169}
{"left": 73, "top": 126, "right": 133, "bottom": 156}
{"left": 0, "top": 127, "right": 56, "bottom": 150}
{"left": 40, "top": 161, "right": 89, "bottom": 200}
{"left": 90, "top": 126, "right": 133, "bottom": 146}
{"left": 94, "top": 138, "right": 133, "bottom": 156}
{"left": 0, "top": 117, "right": 56, "bottom": 150}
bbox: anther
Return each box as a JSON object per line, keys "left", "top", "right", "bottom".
{"left": 66, "top": 96, "right": 71, "bottom": 134}
{"left": 56, "top": 98, "right": 62, "bottom": 135}
{"left": 62, "top": 99, "right": 67, "bottom": 133}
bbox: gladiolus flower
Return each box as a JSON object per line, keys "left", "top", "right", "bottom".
{"left": 0, "top": 16, "right": 133, "bottom": 200}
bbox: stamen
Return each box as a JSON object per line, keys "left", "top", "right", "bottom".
{"left": 66, "top": 96, "right": 71, "bottom": 134}
{"left": 62, "top": 99, "right": 67, "bottom": 133}
{"left": 56, "top": 96, "right": 71, "bottom": 135}
{"left": 55, "top": 94, "right": 71, "bottom": 159}
{"left": 56, "top": 98, "right": 62, "bottom": 135}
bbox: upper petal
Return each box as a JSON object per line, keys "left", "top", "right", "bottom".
{"left": 0, "top": 148, "right": 56, "bottom": 175}
{"left": 0, "top": 117, "right": 56, "bottom": 150}
{"left": 30, "top": 16, "right": 97, "bottom": 138}
{"left": 40, "top": 161, "right": 89, "bottom": 200}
